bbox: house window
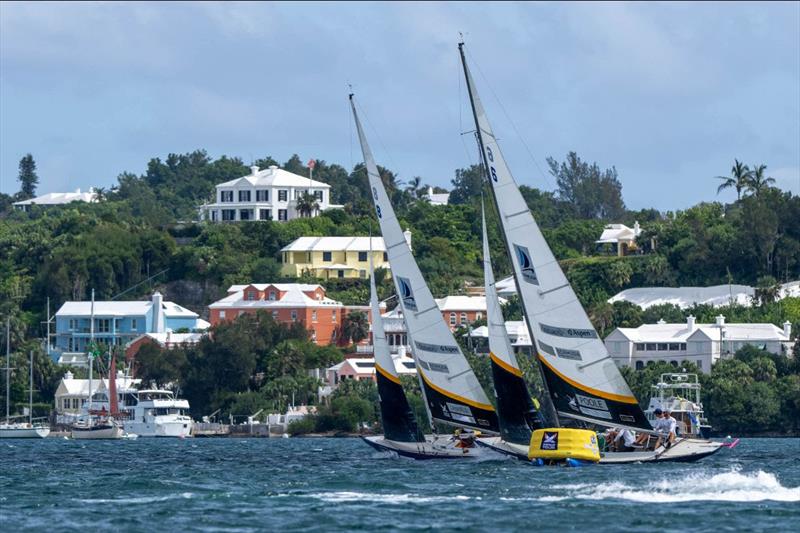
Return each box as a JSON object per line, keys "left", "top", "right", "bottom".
{"left": 358, "top": 251, "right": 367, "bottom": 262}
{"left": 668, "top": 343, "right": 680, "bottom": 351}
{"left": 246, "top": 291, "right": 256, "bottom": 301}
{"left": 476, "top": 312, "right": 482, "bottom": 320}
{"left": 323, "top": 251, "right": 332, "bottom": 262}
{"left": 657, "top": 343, "right": 668, "bottom": 351}
{"left": 220, "top": 190, "right": 234, "bottom": 202}
{"left": 460, "top": 312, "right": 467, "bottom": 324}
{"left": 359, "top": 270, "right": 366, "bottom": 279}
{"left": 450, "top": 313, "right": 456, "bottom": 326}
{"left": 114, "top": 318, "right": 122, "bottom": 331}
{"left": 645, "top": 343, "right": 657, "bottom": 351}
{"left": 312, "top": 310, "right": 317, "bottom": 322}
{"left": 278, "top": 190, "right": 288, "bottom": 202}
{"left": 68, "top": 337, "right": 74, "bottom": 351}
{"left": 337, "top": 270, "right": 344, "bottom": 278}
{"left": 291, "top": 310, "right": 298, "bottom": 321}
{"left": 383, "top": 252, "right": 388, "bottom": 261}
{"left": 680, "top": 343, "right": 687, "bottom": 351}
{"left": 314, "top": 190, "right": 323, "bottom": 201}
{"left": 131, "top": 319, "right": 137, "bottom": 331}
{"left": 69, "top": 319, "right": 78, "bottom": 331}
{"left": 239, "top": 190, "right": 251, "bottom": 202}
{"left": 635, "top": 361, "right": 644, "bottom": 370}
{"left": 73, "top": 398, "right": 80, "bottom": 409}
{"left": 635, "top": 343, "right": 645, "bottom": 351}
{"left": 259, "top": 209, "right": 271, "bottom": 220}
{"left": 222, "top": 209, "right": 236, "bottom": 221}
{"left": 272, "top": 310, "right": 279, "bottom": 319}
{"left": 332, "top": 310, "right": 337, "bottom": 323}
{"left": 278, "top": 209, "right": 288, "bottom": 221}
{"left": 257, "top": 190, "right": 269, "bottom": 202}
{"left": 269, "top": 291, "right": 276, "bottom": 301}
{"left": 96, "top": 319, "right": 110, "bottom": 333}
{"left": 219, "top": 310, "right": 226, "bottom": 319}
{"left": 240, "top": 209, "right": 253, "bottom": 221}
{"left": 211, "top": 210, "right": 218, "bottom": 222}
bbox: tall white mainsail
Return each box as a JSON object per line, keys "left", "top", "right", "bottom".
{"left": 369, "top": 250, "right": 423, "bottom": 442}
{"left": 350, "top": 94, "right": 499, "bottom": 433}
{"left": 482, "top": 202, "right": 543, "bottom": 444}
{"left": 459, "top": 44, "right": 651, "bottom": 431}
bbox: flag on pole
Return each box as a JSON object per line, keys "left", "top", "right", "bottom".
{"left": 307, "top": 159, "right": 316, "bottom": 169}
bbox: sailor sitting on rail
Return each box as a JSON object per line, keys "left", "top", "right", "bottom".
{"left": 654, "top": 410, "right": 678, "bottom": 449}
{"left": 635, "top": 408, "right": 663, "bottom": 449}
{"left": 613, "top": 428, "right": 637, "bottom": 452}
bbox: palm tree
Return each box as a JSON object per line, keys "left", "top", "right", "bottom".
{"left": 744, "top": 164, "right": 776, "bottom": 198}
{"left": 295, "top": 192, "right": 320, "bottom": 218}
{"left": 341, "top": 311, "right": 369, "bottom": 344}
{"left": 405, "top": 176, "right": 423, "bottom": 198}
{"left": 715, "top": 159, "right": 751, "bottom": 200}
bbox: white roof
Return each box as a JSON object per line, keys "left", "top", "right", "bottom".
{"left": 210, "top": 283, "right": 342, "bottom": 309}
{"left": 132, "top": 332, "right": 207, "bottom": 346}
{"left": 468, "top": 320, "right": 532, "bottom": 346}
{"left": 56, "top": 376, "right": 142, "bottom": 396}
{"left": 217, "top": 165, "right": 330, "bottom": 189}
{"left": 495, "top": 275, "right": 518, "bottom": 297}
{"left": 435, "top": 295, "right": 504, "bottom": 312}
{"left": 14, "top": 189, "right": 97, "bottom": 206}
{"left": 281, "top": 236, "right": 386, "bottom": 253}
{"left": 596, "top": 223, "right": 641, "bottom": 244}
{"left": 609, "top": 281, "right": 800, "bottom": 310}
{"left": 328, "top": 356, "right": 417, "bottom": 376}
{"left": 611, "top": 322, "right": 790, "bottom": 343}
{"left": 55, "top": 300, "right": 199, "bottom": 319}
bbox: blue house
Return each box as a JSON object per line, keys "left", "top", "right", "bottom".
{"left": 53, "top": 292, "right": 209, "bottom": 366}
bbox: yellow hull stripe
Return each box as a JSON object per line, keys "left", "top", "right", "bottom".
{"left": 537, "top": 354, "right": 639, "bottom": 405}
{"left": 419, "top": 369, "right": 495, "bottom": 412}
{"left": 376, "top": 363, "right": 401, "bottom": 385}
{"left": 489, "top": 351, "right": 523, "bottom": 378}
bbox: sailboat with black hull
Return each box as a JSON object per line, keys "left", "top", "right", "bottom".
{"left": 459, "top": 42, "right": 723, "bottom": 463}
{"left": 351, "top": 94, "right": 499, "bottom": 458}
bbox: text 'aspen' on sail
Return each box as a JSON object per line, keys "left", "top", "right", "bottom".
{"left": 350, "top": 94, "right": 499, "bottom": 434}
{"left": 369, "top": 249, "right": 423, "bottom": 442}
{"left": 458, "top": 43, "right": 651, "bottom": 432}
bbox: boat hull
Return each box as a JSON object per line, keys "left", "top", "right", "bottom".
{"left": 0, "top": 425, "right": 50, "bottom": 439}
{"left": 477, "top": 436, "right": 725, "bottom": 464}
{"left": 361, "top": 435, "right": 485, "bottom": 459}
{"left": 71, "top": 424, "right": 125, "bottom": 440}
{"left": 123, "top": 418, "right": 193, "bottom": 438}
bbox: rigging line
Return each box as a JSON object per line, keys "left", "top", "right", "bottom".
{"left": 111, "top": 269, "right": 169, "bottom": 301}
{"left": 464, "top": 47, "right": 555, "bottom": 191}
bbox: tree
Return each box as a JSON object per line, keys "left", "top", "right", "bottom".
{"left": 17, "top": 154, "right": 39, "bottom": 200}
{"left": 341, "top": 311, "right": 369, "bottom": 345}
{"left": 754, "top": 275, "right": 780, "bottom": 305}
{"left": 295, "top": 192, "right": 320, "bottom": 218}
{"left": 547, "top": 152, "right": 625, "bottom": 219}
{"left": 715, "top": 159, "right": 750, "bottom": 201}
{"left": 449, "top": 165, "right": 483, "bottom": 205}
{"left": 744, "top": 164, "right": 775, "bottom": 198}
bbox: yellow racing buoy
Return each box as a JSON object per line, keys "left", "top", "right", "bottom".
{"left": 528, "top": 428, "right": 600, "bottom": 464}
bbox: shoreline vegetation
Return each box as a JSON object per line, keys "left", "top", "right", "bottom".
{"left": 1, "top": 151, "right": 798, "bottom": 437}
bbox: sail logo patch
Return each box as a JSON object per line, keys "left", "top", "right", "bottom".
{"left": 540, "top": 323, "right": 598, "bottom": 339}
{"left": 397, "top": 276, "right": 417, "bottom": 311}
{"left": 576, "top": 394, "right": 613, "bottom": 420}
{"left": 540, "top": 431, "right": 558, "bottom": 450}
{"left": 513, "top": 245, "right": 539, "bottom": 285}
{"left": 415, "top": 341, "right": 459, "bottom": 354}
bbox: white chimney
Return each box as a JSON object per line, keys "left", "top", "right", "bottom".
{"left": 427, "top": 186, "right": 434, "bottom": 197}
{"left": 634, "top": 221, "right": 641, "bottom": 236}
{"left": 657, "top": 319, "right": 666, "bottom": 325}
{"left": 152, "top": 292, "right": 165, "bottom": 333}
{"left": 250, "top": 165, "right": 260, "bottom": 176}
{"left": 64, "top": 370, "right": 74, "bottom": 380}
{"left": 687, "top": 315, "right": 696, "bottom": 332}
{"left": 404, "top": 228, "right": 412, "bottom": 251}
{"left": 715, "top": 315, "right": 725, "bottom": 327}
{"left": 784, "top": 321, "right": 792, "bottom": 338}
{"left": 269, "top": 165, "right": 278, "bottom": 171}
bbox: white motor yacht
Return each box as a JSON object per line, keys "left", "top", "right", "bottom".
{"left": 122, "top": 389, "right": 193, "bottom": 438}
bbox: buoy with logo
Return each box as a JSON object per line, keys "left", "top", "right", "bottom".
{"left": 528, "top": 428, "right": 600, "bottom": 466}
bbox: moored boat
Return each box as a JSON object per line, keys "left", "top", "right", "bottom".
{"left": 1, "top": 319, "right": 50, "bottom": 439}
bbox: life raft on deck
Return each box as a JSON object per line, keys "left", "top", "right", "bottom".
{"left": 528, "top": 428, "right": 600, "bottom": 465}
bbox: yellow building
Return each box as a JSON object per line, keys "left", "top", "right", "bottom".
{"left": 280, "top": 234, "right": 409, "bottom": 279}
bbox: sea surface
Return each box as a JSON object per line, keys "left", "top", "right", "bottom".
{"left": 1, "top": 437, "right": 798, "bottom": 532}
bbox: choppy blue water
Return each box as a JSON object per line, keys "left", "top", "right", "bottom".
{"left": 1, "top": 437, "right": 798, "bottom": 532}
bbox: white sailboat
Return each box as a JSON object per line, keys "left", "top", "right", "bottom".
{"left": 351, "top": 94, "right": 499, "bottom": 458}
{"left": 0, "top": 319, "right": 51, "bottom": 439}
{"left": 458, "top": 42, "right": 724, "bottom": 463}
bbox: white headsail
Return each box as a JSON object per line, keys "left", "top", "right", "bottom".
{"left": 350, "top": 94, "right": 499, "bottom": 433}
{"left": 459, "top": 44, "right": 651, "bottom": 432}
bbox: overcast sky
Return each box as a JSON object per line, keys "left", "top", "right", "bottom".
{"left": 1, "top": 1, "right": 798, "bottom": 210}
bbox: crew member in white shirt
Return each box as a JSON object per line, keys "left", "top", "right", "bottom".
{"left": 614, "top": 428, "right": 637, "bottom": 452}
{"left": 655, "top": 409, "right": 677, "bottom": 449}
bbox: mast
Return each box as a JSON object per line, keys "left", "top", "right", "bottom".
{"left": 5, "top": 318, "right": 9, "bottom": 424}
{"left": 29, "top": 350, "right": 33, "bottom": 425}
{"left": 88, "top": 288, "right": 94, "bottom": 411}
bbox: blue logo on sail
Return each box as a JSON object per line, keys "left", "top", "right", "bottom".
{"left": 397, "top": 276, "right": 417, "bottom": 311}
{"left": 514, "top": 244, "right": 539, "bottom": 285}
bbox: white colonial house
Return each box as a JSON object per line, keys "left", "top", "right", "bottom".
{"left": 605, "top": 315, "right": 794, "bottom": 373}
{"left": 424, "top": 186, "right": 450, "bottom": 206}
{"left": 198, "top": 165, "right": 342, "bottom": 222}
{"left": 596, "top": 221, "right": 643, "bottom": 256}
